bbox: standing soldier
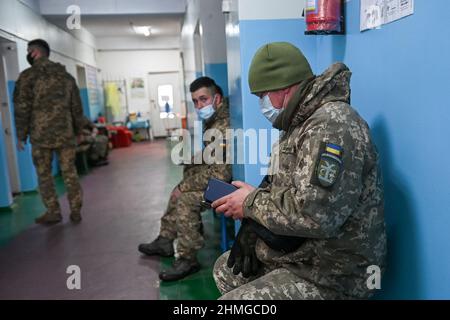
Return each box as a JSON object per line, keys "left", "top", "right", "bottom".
{"left": 14, "top": 39, "right": 85, "bottom": 224}
{"left": 138, "top": 77, "right": 232, "bottom": 281}
{"left": 212, "top": 42, "right": 387, "bottom": 299}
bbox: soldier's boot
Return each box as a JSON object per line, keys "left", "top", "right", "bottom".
{"left": 35, "top": 211, "right": 62, "bottom": 224}
{"left": 138, "top": 236, "right": 174, "bottom": 257}
{"left": 70, "top": 211, "right": 82, "bottom": 223}
{"left": 159, "top": 257, "right": 201, "bottom": 282}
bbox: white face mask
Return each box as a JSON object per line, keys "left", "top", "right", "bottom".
{"left": 196, "top": 95, "right": 217, "bottom": 120}
{"left": 259, "top": 95, "right": 280, "bottom": 123}
{"left": 197, "top": 104, "right": 215, "bottom": 120}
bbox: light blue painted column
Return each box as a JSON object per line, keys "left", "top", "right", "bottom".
{"left": 205, "top": 63, "right": 229, "bottom": 96}
{"left": 79, "top": 88, "right": 91, "bottom": 120}
{"left": 0, "top": 117, "right": 13, "bottom": 207}
{"left": 8, "top": 81, "right": 37, "bottom": 192}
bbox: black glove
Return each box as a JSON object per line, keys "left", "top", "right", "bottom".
{"left": 227, "top": 219, "right": 261, "bottom": 278}
{"left": 200, "top": 200, "right": 212, "bottom": 211}
{"left": 258, "top": 175, "right": 271, "bottom": 189}
{"left": 247, "top": 218, "right": 305, "bottom": 254}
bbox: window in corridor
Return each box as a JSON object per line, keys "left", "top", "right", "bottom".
{"left": 158, "top": 84, "right": 174, "bottom": 119}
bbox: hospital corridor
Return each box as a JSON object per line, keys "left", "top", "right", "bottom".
{"left": 0, "top": 0, "right": 450, "bottom": 304}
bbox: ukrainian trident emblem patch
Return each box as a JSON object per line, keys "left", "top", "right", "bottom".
{"left": 312, "top": 142, "right": 343, "bottom": 188}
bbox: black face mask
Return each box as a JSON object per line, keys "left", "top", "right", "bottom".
{"left": 27, "top": 53, "right": 34, "bottom": 66}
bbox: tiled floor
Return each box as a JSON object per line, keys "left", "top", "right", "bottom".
{"left": 0, "top": 140, "right": 226, "bottom": 299}
{"left": 160, "top": 140, "right": 223, "bottom": 300}
{"left": 159, "top": 211, "right": 222, "bottom": 300}
{"left": 0, "top": 179, "right": 66, "bottom": 247}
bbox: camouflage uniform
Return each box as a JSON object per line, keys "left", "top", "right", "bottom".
{"left": 14, "top": 57, "right": 84, "bottom": 216}
{"left": 214, "top": 63, "right": 387, "bottom": 300}
{"left": 80, "top": 118, "right": 109, "bottom": 163}
{"left": 160, "top": 100, "right": 232, "bottom": 260}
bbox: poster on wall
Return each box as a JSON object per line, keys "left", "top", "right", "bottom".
{"left": 360, "top": 0, "right": 414, "bottom": 32}
{"left": 130, "top": 77, "right": 146, "bottom": 99}
{"left": 86, "top": 65, "right": 99, "bottom": 109}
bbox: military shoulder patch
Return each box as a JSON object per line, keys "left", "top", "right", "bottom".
{"left": 311, "top": 142, "right": 343, "bottom": 189}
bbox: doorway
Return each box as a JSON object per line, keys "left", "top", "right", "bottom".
{"left": 147, "top": 72, "right": 183, "bottom": 137}
{"left": 0, "top": 40, "right": 20, "bottom": 194}
{"left": 76, "top": 65, "right": 90, "bottom": 118}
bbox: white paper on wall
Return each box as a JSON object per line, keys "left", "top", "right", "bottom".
{"left": 360, "top": 0, "right": 414, "bottom": 31}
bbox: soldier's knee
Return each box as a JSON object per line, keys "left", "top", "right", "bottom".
{"left": 177, "top": 192, "right": 204, "bottom": 211}
{"left": 213, "top": 251, "right": 230, "bottom": 284}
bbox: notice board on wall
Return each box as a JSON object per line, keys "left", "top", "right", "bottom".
{"left": 360, "top": 0, "right": 414, "bottom": 31}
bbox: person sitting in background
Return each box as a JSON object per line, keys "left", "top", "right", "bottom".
{"left": 78, "top": 117, "right": 109, "bottom": 167}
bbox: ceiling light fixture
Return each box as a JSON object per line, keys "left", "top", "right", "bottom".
{"left": 132, "top": 25, "right": 152, "bottom": 37}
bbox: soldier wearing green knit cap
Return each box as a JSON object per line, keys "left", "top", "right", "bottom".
{"left": 212, "top": 42, "right": 387, "bottom": 300}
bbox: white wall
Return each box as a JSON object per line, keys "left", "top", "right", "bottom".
{"left": 181, "top": 0, "right": 228, "bottom": 129}
{"left": 97, "top": 49, "right": 182, "bottom": 117}
{"left": 0, "top": 0, "right": 98, "bottom": 80}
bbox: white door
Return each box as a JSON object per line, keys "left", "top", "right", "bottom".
{"left": 0, "top": 51, "right": 20, "bottom": 193}
{"left": 147, "top": 72, "right": 182, "bottom": 137}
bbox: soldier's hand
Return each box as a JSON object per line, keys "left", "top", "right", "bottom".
{"left": 212, "top": 181, "right": 255, "bottom": 220}
{"left": 227, "top": 219, "right": 260, "bottom": 278}
{"left": 17, "top": 140, "right": 25, "bottom": 151}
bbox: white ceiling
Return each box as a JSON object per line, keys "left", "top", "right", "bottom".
{"left": 40, "top": 0, "right": 186, "bottom": 42}
{"left": 39, "top": 0, "right": 187, "bottom": 15}
{"left": 46, "top": 14, "right": 184, "bottom": 38}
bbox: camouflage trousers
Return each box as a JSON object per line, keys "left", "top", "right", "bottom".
{"left": 213, "top": 251, "right": 342, "bottom": 300}
{"left": 159, "top": 189, "right": 204, "bottom": 260}
{"left": 32, "top": 146, "right": 83, "bottom": 215}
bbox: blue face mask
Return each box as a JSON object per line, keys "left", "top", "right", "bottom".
{"left": 196, "top": 95, "right": 217, "bottom": 120}
{"left": 259, "top": 95, "right": 280, "bottom": 123}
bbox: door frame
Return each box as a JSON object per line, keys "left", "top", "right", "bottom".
{"left": 0, "top": 40, "right": 20, "bottom": 193}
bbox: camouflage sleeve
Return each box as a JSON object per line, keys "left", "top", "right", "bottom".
{"left": 13, "top": 73, "right": 33, "bottom": 141}
{"left": 243, "top": 120, "right": 365, "bottom": 238}
{"left": 178, "top": 162, "right": 232, "bottom": 192}
{"left": 70, "top": 79, "right": 85, "bottom": 135}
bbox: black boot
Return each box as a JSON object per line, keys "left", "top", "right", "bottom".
{"left": 138, "top": 236, "right": 174, "bottom": 257}
{"left": 159, "top": 258, "right": 201, "bottom": 282}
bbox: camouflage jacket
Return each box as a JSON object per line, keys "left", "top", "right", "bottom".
{"left": 243, "top": 63, "right": 387, "bottom": 299}
{"left": 13, "top": 57, "right": 85, "bottom": 148}
{"left": 178, "top": 100, "right": 232, "bottom": 192}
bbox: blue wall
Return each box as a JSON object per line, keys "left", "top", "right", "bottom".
{"left": 238, "top": 19, "right": 316, "bottom": 186}
{"left": 234, "top": 0, "right": 450, "bottom": 299}
{"left": 315, "top": 0, "right": 450, "bottom": 299}
{"left": 8, "top": 81, "right": 37, "bottom": 192}
{"left": 79, "top": 88, "right": 91, "bottom": 120}
{"left": 0, "top": 117, "right": 13, "bottom": 207}
{"left": 205, "top": 63, "right": 229, "bottom": 97}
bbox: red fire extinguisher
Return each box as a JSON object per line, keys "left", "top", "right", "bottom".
{"left": 305, "top": 0, "right": 344, "bottom": 35}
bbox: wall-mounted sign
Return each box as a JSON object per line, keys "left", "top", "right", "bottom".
{"left": 360, "top": 0, "right": 414, "bottom": 32}
{"left": 130, "top": 77, "right": 146, "bottom": 99}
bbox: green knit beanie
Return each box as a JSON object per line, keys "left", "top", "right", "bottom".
{"left": 248, "top": 42, "right": 313, "bottom": 94}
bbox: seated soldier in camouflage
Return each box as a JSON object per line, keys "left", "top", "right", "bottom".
{"left": 78, "top": 117, "right": 109, "bottom": 167}
{"left": 211, "top": 42, "right": 387, "bottom": 299}
{"left": 138, "top": 77, "right": 232, "bottom": 281}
